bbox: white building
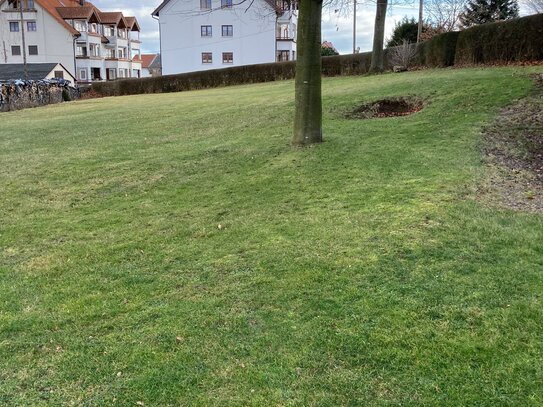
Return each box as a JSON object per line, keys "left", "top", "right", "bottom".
{"left": 0, "top": 0, "right": 142, "bottom": 83}
{"left": 152, "top": 0, "right": 298, "bottom": 75}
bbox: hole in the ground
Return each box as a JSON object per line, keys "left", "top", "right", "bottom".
{"left": 346, "top": 97, "right": 425, "bottom": 119}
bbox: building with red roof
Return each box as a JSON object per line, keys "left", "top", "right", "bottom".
{"left": 0, "top": 0, "right": 142, "bottom": 82}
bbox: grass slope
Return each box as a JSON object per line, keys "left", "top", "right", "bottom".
{"left": 1, "top": 67, "right": 542, "bottom": 406}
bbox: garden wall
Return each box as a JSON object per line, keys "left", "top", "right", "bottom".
{"left": 92, "top": 13, "right": 543, "bottom": 98}
{"left": 0, "top": 81, "right": 80, "bottom": 112}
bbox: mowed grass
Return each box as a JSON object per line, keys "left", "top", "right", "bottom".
{"left": 1, "top": 67, "right": 542, "bottom": 406}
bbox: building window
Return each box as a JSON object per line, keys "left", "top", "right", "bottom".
{"left": 89, "top": 44, "right": 100, "bottom": 57}
{"left": 9, "top": 22, "right": 19, "bottom": 32}
{"left": 201, "top": 25, "right": 212, "bottom": 37}
{"left": 28, "top": 45, "right": 38, "bottom": 55}
{"left": 79, "top": 69, "right": 87, "bottom": 80}
{"left": 200, "top": 0, "right": 211, "bottom": 9}
{"left": 11, "top": 45, "right": 21, "bottom": 56}
{"left": 222, "top": 52, "right": 233, "bottom": 64}
{"left": 221, "top": 25, "right": 233, "bottom": 37}
{"left": 54, "top": 71, "right": 64, "bottom": 79}
{"left": 27, "top": 21, "right": 37, "bottom": 31}
{"left": 107, "top": 68, "right": 116, "bottom": 80}
{"left": 221, "top": 0, "right": 233, "bottom": 7}
{"left": 107, "top": 49, "right": 116, "bottom": 59}
{"left": 76, "top": 44, "right": 87, "bottom": 57}
{"left": 276, "top": 50, "right": 289, "bottom": 62}
{"left": 74, "top": 20, "right": 87, "bottom": 32}
{"left": 27, "top": 0, "right": 34, "bottom": 8}
{"left": 202, "top": 52, "right": 212, "bottom": 64}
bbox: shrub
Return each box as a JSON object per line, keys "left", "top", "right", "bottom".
{"left": 388, "top": 40, "right": 418, "bottom": 67}
{"left": 91, "top": 14, "right": 543, "bottom": 98}
{"left": 62, "top": 88, "right": 71, "bottom": 102}
{"left": 455, "top": 13, "right": 543, "bottom": 64}
{"left": 423, "top": 31, "right": 460, "bottom": 66}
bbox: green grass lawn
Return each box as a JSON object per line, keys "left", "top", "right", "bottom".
{"left": 1, "top": 67, "right": 542, "bottom": 406}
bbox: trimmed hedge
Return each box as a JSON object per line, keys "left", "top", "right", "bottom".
{"left": 93, "top": 61, "right": 296, "bottom": 96}
{"left": 321, "top": 51, "right": 374, "bottom": 76}
{"left": 455, "top": 14, "right": 543, "bottom": 65}
{"left": 418, "top": 31, "right": 460, "bottom": 67}
{"left": 92, "top": 14, "right": 543, "bottom": 97}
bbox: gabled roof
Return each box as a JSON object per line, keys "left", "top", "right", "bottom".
{"left": 124, "top": 16, "right": 141, "bottom": 32}
{"left": 140, "top": 54, "right": 157, "bottom": 69}
{"left": 322, "top": 41, "right": 337, "bottom": 52}
{"left": 56, "top": 5, "right": 97, "bottom": 20}
{"left": 99, "top": 11, "right": 124, "bottom": 25}
{"left": 0, "top": 63, "right": 73, "bottom": 81}
{"left": 152, "top": 0, "right": 279, "bottom": 17}
{"left": 149, "top": 54, "right": 161, "bottom": 70}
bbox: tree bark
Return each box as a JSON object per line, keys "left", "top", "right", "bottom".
{"left": 369, "top": 0, "right": 388, "bottom": 73}
{"left": 292, "top": 0, "right": 323, "bottom": 146}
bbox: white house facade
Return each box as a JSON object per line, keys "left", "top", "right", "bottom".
{"left": 152, "top": 0, "right": 298, "bottom": 75}
{"left": 0, "top": 0, "right": 142, "bottom": 83}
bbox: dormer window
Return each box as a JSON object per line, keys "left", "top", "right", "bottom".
{"left": 74, "top": 20, "right": 87, "bottom": 32}
{"left": 7, "top": 0, "right": 35, "bottom": 10}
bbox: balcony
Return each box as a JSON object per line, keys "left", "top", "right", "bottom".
{"left": 276, "top": 23, "right": 296, "bottom": 41}
{"left": 276, "top": 35, "right": 295, "bottom": 41}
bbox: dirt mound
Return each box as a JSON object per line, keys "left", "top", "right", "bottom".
{"left": 347, "top": 97, "right": 424, "bottom": 119}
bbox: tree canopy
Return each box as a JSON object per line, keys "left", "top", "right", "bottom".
{"left": 460, "top": 0, "right": 519, "bottom": 27}
{"left": 386, "top": 17, "right": 424, "bottom": 47}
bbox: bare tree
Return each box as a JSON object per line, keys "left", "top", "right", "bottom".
{"left": 425, "top": 0, "right": 467, "bottom": 32}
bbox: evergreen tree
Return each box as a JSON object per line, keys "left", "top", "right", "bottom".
{"left": 386, "top": 17, "right": 421, "bottom": 48}
{"left": 460, "top": 0, "right": 519, "bottom": 27}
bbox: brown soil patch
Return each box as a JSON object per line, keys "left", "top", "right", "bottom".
{"left": 347, "top": 97, "right": 424, "bottom": 119}
{"left": 477, "top": 74, "right": 543, "bottom": 213}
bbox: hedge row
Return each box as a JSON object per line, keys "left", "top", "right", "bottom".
{"left": 417, "top": 31, "right": 460, "bottom": 67}
{"left": 455, "top": 14, "right": 543, "bottom": 65}
{"left": 92, "top": 13, "right": 543, "bottom": 97}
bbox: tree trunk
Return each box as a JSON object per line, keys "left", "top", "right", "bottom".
{"left": 369, "top": 0, "right": 388, "bottom": 73}
{"left": 292, "top": 0, "right": 323, "bottom": 146}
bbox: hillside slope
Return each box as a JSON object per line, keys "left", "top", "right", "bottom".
{"left": 1, "top": 67, "right": 542, "bottom": 406}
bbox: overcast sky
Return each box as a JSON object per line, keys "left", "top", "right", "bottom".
{"left": 91, "top": 0, "right": 420, "bottom": 55}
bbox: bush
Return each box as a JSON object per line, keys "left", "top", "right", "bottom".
{"left": 91, "top": 14, "right": 543, "bottom": 98}
{"left": 455, "top": 13, "right": 543, "bottom": 64}
{"left": 93, "top": 62, "right": 296, "bottom": 97}
{"left": 62, "top": 88, "right": 71, "bottom": 102}
{"left": 321, "top": 52, "right": 373, "bottom": 76}
{"left": 93, "top": 54, "right": 377, "bottom": 97}
{"left": 422, "top": 31, "right": 460, "bottom": 66}
{"left": 388, "top": 41, "right": 418, "bottom": 67}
